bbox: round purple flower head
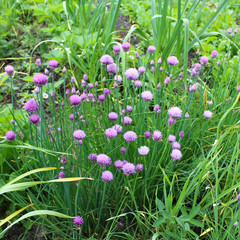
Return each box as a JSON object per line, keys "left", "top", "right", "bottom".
{"left": 189, "top": 83, "right": 198, "bottom": 92}
{"left": 122, "top": 42, "right": 130, "bottom": 52}
{"left": 237, "top": 194, "right": 240, "bottom": 201}
{"left": 97, "top": 154, "right": 111, "bottom": 167}
{"left": 5, "top": 65, "right": 14, "bottom": 75}
{"left": 100, "top": 54, "right": 114, "bottom": 65}
{"left": 120, "top": 147, "right": 126, "bottom": 153}
{"left": 126, "top": 105, "right": 132, "bottom": 112}
{"left": 195, "top": 63, "right": 201, "bottom": 70}
{"left": 152, "top": 130, "right": 162, "bottom": 141}
{"left": 107, "top": 63, "right": 118, "bottom": 75}
{"left": 135, "top": 52, "right": 140, "bottom": 59}
{"left": 49, "top": 60, "right": 58, "bottom": 70}
{"left": 125, "top": 68, "right": 139, "bottom": 80}
{"left": 237, "top": 85, "right": 240, "bottom": 92}
{"left": 171, "top": 149, "right": 182, "bottom": 161}
{"left": 6, "top": 131, "right": 16, "bottom": 141}
{"left": 112, "top": 124, "right": 123, "bottom": 134}
{"left": 191, "top": 69, "right": 197, "bottom": 76}
{"left": 164, "top": 77, "right": 170, "bottom": 85}
{"left": 62, "top": 66, "right": 67, "bottom": 73}
{"left": 123, "top": 116, "right": 132, "bottom": 125}
{"left": 154, "top": 104, "right": 160, "bottom": 111}
{"left": 105, "top": 128, "right": 117, "bottom": 139}
{"left": 185, "top": 112, "right": 190, "bottom": 118}
{"left": 138, "top": 67, "right": 145, "bottom": 74}
{"left": 24, "top": 99, "right": 38, "bottom": 113}
{"left": 36, "top": 58, "right": 41, "bottom": 67}
{"left": 122, "top": 163, "right": 136, "bottom": 176}
{"left": 104, "top": 89, "right": 110, "bottom": 96}
{"left": 136, "top": 164, "right": 143, "bottom": 172}
{"left": 150, "top": 60, "right": 154, "bottom": 65}
{"left": 69, "top": 114, "right": 75, "bottom": 120}
{"left": 148, "top": 45, "right": 156, "bottom": 53}
{"left": 203, "top": 110, "right": 213, "bottom": 119}
{"left": 58, "top": 171, "right": 65, "bottom": 179}
{"left": 179, "top": 131, "right": 184, "bottom": 138}
{"left": 227, "top": 28, "right": 232, "bottom": 34}
{"left": 115, "top": 160, "right": 124, "bottom": 170}
{"left": 217, "top": 61, "right": 221, "bottom": 66}
{"left": 74, "top": 216, "right": 84, "bottom": 226}
{"left": 30, "top": 114, "right": 40, "bottom": 124}
{"left": 211, "top": 50, "right": 218, "bottom": 58}
{"left": 141, "top": 91, "right": 153, "bottom": 101}
{"left": 88, "top": 153, "right": 97, "bottom": 161}
{"left": 207, "top": 100, "right": 213, "bottom": 106}
{"left": 200, "top": 56, "right": 208, "bottom": 65}
{"left": 83, "top": 74, "right": 88, "bottom": 80}
{"left": 33, "top": 73, "right": 48, "bottom": 87}
{"left": 108, "top": 112, "right": 118, "bottom": 121}
{"left": 73, "top": 130, "right": 86, "bottom": 140}
{"left": 123, "top": 131, "right": 137, "bottom": 143}
{"left": 98, "top": 95, "right": 105, "bottom": 102}
{"left": 138, "top": 146, "right": 150, "bottom": 156}
{"left": 144, "top": 131, "right": 151, "bottom": 139}
{"left": 114, "top": 75, "right": 122, "bottom": 82}
{"left": 168, "top": 135, "right": 176, "bottom": 143}
{"left": 168, "top": 107, "right": 182, "bottom": 119}
{"left": 167, "top": 56, "right": 179, "bottom": 65}
{"left": 172, "top": 142, "right": 181, "bottom": 150}
{"left": 158, "top": 58, "right": 162, "bottom": 64}
{"left": 134, "top": 80, "right": 142, "bottom": 88}
{"left": 70, "top": 95, "right": 81, "bottom": 106}
{"left": 168, "top": 117, "right": 175, "bottom": 126}
{"left": 102, "top": 171, "right": 113, "bottom": 182}
{"left": 113, "top": 45, "right": 121, "bottom": 54}
{"left": 61, "top": 157, "right": 67, "bottom": 164}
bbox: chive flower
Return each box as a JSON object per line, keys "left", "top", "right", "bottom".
{"left": 125, "top": 68, "right": 139, "bottom": 80}
{"left": 24, "top": 99, "right": 38, "bottom": 113}
{"left": 74, "top": 216, "right": 84, "bottom": 226}
{"left": 141, "top": 91, "right": 153, "bottom": 101}
{"left": 168, "top": 107, "right": 182, "bottom": 119}
{"left": 33, "top": 73, "right": 48, "bottom": 87}
{"left": 5, "top": 65, "right": 14, "bottom": 75}
{"left": 49, "top": 60, "right": 58, "bottom": 69}
{"left": 171, "top": 149, "right": 182, "bottom": 161}
{"left": 102, "top": 171, "right": 113, "bottom": 182}
{"left": 122, "top": 163, "right": 136, "bottom": 176}
{"left": 138, "top": 146, "right": 150, "bottom": 155}
{"left": 167, "top": 56, "right": 179, "bottom": 65}
{"left": 73, "top": 130, "right": 86, "bottom": 140}
{"left": 30, "top": 114, "right": 40, "bottom": 124}
{"left": 70, "top": 95, "right": 81, "bottom": 106}
{"left": 6, "top": 130, "right": 16, "bottom": 141}
{"left": 203, "top": 110, "right": 213, "bottom": 119}
{"left": 152, "top": 130, "right": 162, "bottom": 141}
{"left": 100, "top": 55, "right": 114, "bottom": 65}
{"left": 123, "top": 131, "right": 137, "bottom": 142}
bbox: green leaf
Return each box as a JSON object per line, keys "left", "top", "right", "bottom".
{"left": 156, "top": 198, "right": 165, "bottom": 211}
{"left": 153, "top": 217, "right": 165, "bottom": 227}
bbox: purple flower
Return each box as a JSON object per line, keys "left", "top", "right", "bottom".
{"left": 138, "top": 67, "right": 145, "bottom": 74}
{"left": 237, "top": 85, "right": 240, "bottom": 92}
{"left": 97, "top": 154, "right": 111, "bottom": 167}
{"left": 70, "top": 95, "right": 81, "bottom": 106}
{"left": 49, "top": 60, "right": 58, "bottom": 70}
{"left": 158, "top": 58, "right": 162, "bottom": 64}
{"left": 227, "top": 28, "right": 232, "bottom": 34}
{"left": 135, "top": 52, "right": 140, "bottom": 59}
{"left": 171, "top": 149, "right": 182, "bottom": 161}
{"left": 126, "top": 105, "right": 132, "bottom": 112}
{"left": 148, "top": 45, "right": 156, "bottom": 53}
{"left": 121, "top": 109, "right": 126, "bottom": 116}
{"left": 189, "top": 83, "right": 198, "bottom": 92}
{"left": 114, "top": 75, "right": 122, "bottom": 82}
{"left": 30, "top": 114, "right": 40, "bottom": 124}
{"left": 98, "top": 95, "right": 105, "bottom": 102}
{"left": 58, "top": 172, "right": 65, "bottom": 179}
{"left": 73, "top": 130, "right": 86, "bottom": 140}
{"left": 6, "top": 131, "right": 16, "bottom": 141}
{"left": 217, "top": 61, "right": 221, "bottom": 66}
{"left": 33, "top": 73, "right": 48, "bottom": 87}
{"left": 115, "top": 160, "right": 124, "bottom": 170}
{"left": 104, "top": 89, "right": 110, "bottom": 96}
{"left": 61, "top": 157, "right": 67, "bottom": 164}
{"left": 105, "top": 128, "right": 117, "bottom": 139}
{"left": 122, "top": 163, "right": 136, "bottom": 176}
{"left": 168, "top": 107, "right": 182, "bottom": 119}
{"left": 5, "top": 65, "right": 14, "bottom": 75}
{"left": 164, "top": 77, "right": 170, "bottom": 85}
{"left": 144, "top": 131, "right": 151, "bottom": 139}
{"left": 100, "top": 54, "right": 114, "bottom": 65}
{"left": 112, "top": 124, "right": 123, "bottom": 134}
{"left": 152, "top": 130, "right": 162, "bottom": 141}
{"left": 102, "top": 171, "right": 113, "bottom": 182}
{"left": 207, "top": 100, "right": 213, "bottom": 106}
{"left": 191, "top": 69, "right": 197, "bottom": 76}
{"left": 141, "top": 91, "right": 153, "bottom": 101}
{"left": 154, "top": 104, "right": 160, "bottom": 111}
{"left": 108, "top": 112, "right": 118, "bottom": 121}
{"left": 24, "top": 99, "right": 38, "bottom": 113}
{"left": 157, "top": 83, "right": 161, "bottom": 89}
{"left": 66, "top": 89, "right": 70, "bottom": 95}
{"left": 159, "top": 66, "right": 163, "bottom": 72}
{"left": 113, "top": 82, "right": 118, "bottom": 89}
{"left": 136, "top": 164, "right": 143, "bottom": 172}
{"left": 74, "top": 216, "right": 84, "bottom": 226}
{"left": 168, "top": 117, "right": 175, "bottom": 126}
{"left": 34, "top": 87, "right": 39, "bottom": 94}
{"left": 138, "top": 146, "right": 150, "bottom": 155}
{"left": 237, "top": 194, "right": 240, "bottom": 201}
{"left": 125, "top": 68, "right": 139, "bottom": 80}
{"left": 134, "top": 80, "right": 142, "bottom": 88}
{"left": 69, "top": 114, "right": 75, "bottom": 120}
{"left": 122, "top": 42, "right": 130, "bottom": 52}
{"left": 185, "top": 112, "right": 189, "bottom": 118}
{"left": 36, "top": 58, "right": 41, "bottom": 67}
{"left": 234, "top": 222, "right": 238, "bottom": 228}
{"left": 120, "top": 147, "right": 126, "bottom": 153}
{"left": 172, "top": 142, "right": 181, "bottom": 150}
{"left": 83, "top": 74, "right": 88, "bottom": 80}
{"left": 113, "top": 45, "right": 121, "bottom": 54}
{"left": 203, "top": 110, "right": 213, "bottom": 119}
{"left": 168, "top": 135, "right": 176, "bottom": 143}
{"left": 179, "top": 131, "right": 184, "bottom": 138}
{"left": 167, "top": 56, "right": 179, "bottom": 65}
{"left": 151, "top": 66, "right": 155, "bottom": 72}
{"left": 211, "top": 50, "right": 218, "bottom": 58}
{"left": 200, "top": 56, "right": 208, "bottom": 65}
{"left": 51, "top": 91, "right": 55, "bottom": 97}
{"left": 195, "top": 63, "right": 201, "bottom": 70}
{"left": 88, "top": 153, "right": 97, "bottom": 161}
{"left": 107, "top": 63, "right": 118, "bottom": 75}
{"left": 123, "top": 116, "right": 132, "bottom": 125}
{"left": 123, "top": 131, "right": 137, "bottom": 142}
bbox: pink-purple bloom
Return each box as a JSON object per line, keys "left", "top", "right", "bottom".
{"left": 97, "top": 154, "right": 111, "bottom": 167}
{"left": 5, "top": 65, "right": 14, "bottom": 75}
{"left": 141, "top": 91, "right": 153, "bottom": 101}
{"left": 74, "top": 216, "right": 84, "bottom": 226}
{"left": 24, "top": 99, "right": 38, "bottom": 113}
{"left": 6, "top": 131, "right": 16, "bottom": 141}
{"left": 168, "top": 135, "right": 176, "bottom": 143}
{"left": 113, "top": 45, "right": 121, "bottom": 54}
{"left": 105, "top": 128, "right": 117, "bottom": 139}
{"left": 58, "top": 172, "right": 65, "bottom": 179}
{"left": 100, "top": 55, "right": 114, "bottom": 65}
{"left": 108, "top": 112, "right": 118, "bottom": 121}
{"left": 49, "top": 60, "right": 58, "bottom": 69}
{"left": 134, "top": 80, "right": 142, "bottom": 88}
{"left": 61, "top": 157, "right": 67, "bottom": 164}
{"left": 168, "top": 107, "right": 182, "bottom": 119}
{"left": 70, "top": 95, "right": 81, "bottom": 106}
{"left": 88, "top": 153, "right": 97, "bottom": 161}
{"left": 171, "top": 149, "right": 182, "bottom": 161}
{"left": 148, "top": 45, "right": 156, "bottom": 53}
{"left": 144, "top": 131, "right": 151, "bottom": 139}
{"left": 152, "top": 130, "right": 162, "bottom": 141}
{"left": 36, "top": 58, "right": 41, "bottom": 67}
{"left": 172, "top": 142, "right": 181, "bottom": 150}
{"left": 120, "top": 147, "right": 126, "bottom": 153}
{"left": 33, "top": 73, "right": 48, "bottom": 87}
{"left": 203, "top": 110, "right": 213, "bottom": 119}
{"left": 125, "top": 68, "right": 139, "bottom": 80}
{"left": 136, "top": 164, "right": 143, "bottom": 172}
{"left": 138, "top": 146, "right": 150, "bottom": 155}
{"left": 138, "top": 67, "right": 145, "bottom": 74}
{"left": 179, "top": 131, "right": 184, "bottom": 138}
{"left": 122, "top": 42, "right": 130, "bottom": 52}
{"left": 73, "top": 130, "right": 86, "bottom": 140}
{"left": 167, "top": 56, "right": 179, "bottom": 65}
{"left": 107, "top": 63, "right": 118, "bottom": 74}
{"left": 189, "top": 83, "right": 198, "bottom": 92}
{"left": 123, "top": 116, "right": 132, "bottom": 125}
{"left": 211, "top": 50, "right": 218, "bottom": 58}
{"left": 126, "top": 105, "right": 132, "bottom": 112}
{"left": 102, "top": 171, "right": 113, "bottom": 182}
{"left": 112, "top": 124, "right": 123, "bottom": 134}
{"left": 200, "top": 56, "right": 208, "bottom": 65}
{"left": 122, "top": 163, "right": 136, "bottom": 176}
{"left": 123, "top": 131, "right": 137, "bottom": 142}
{"left": 30, "top": 114, "right": 40, "bottom": 124}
